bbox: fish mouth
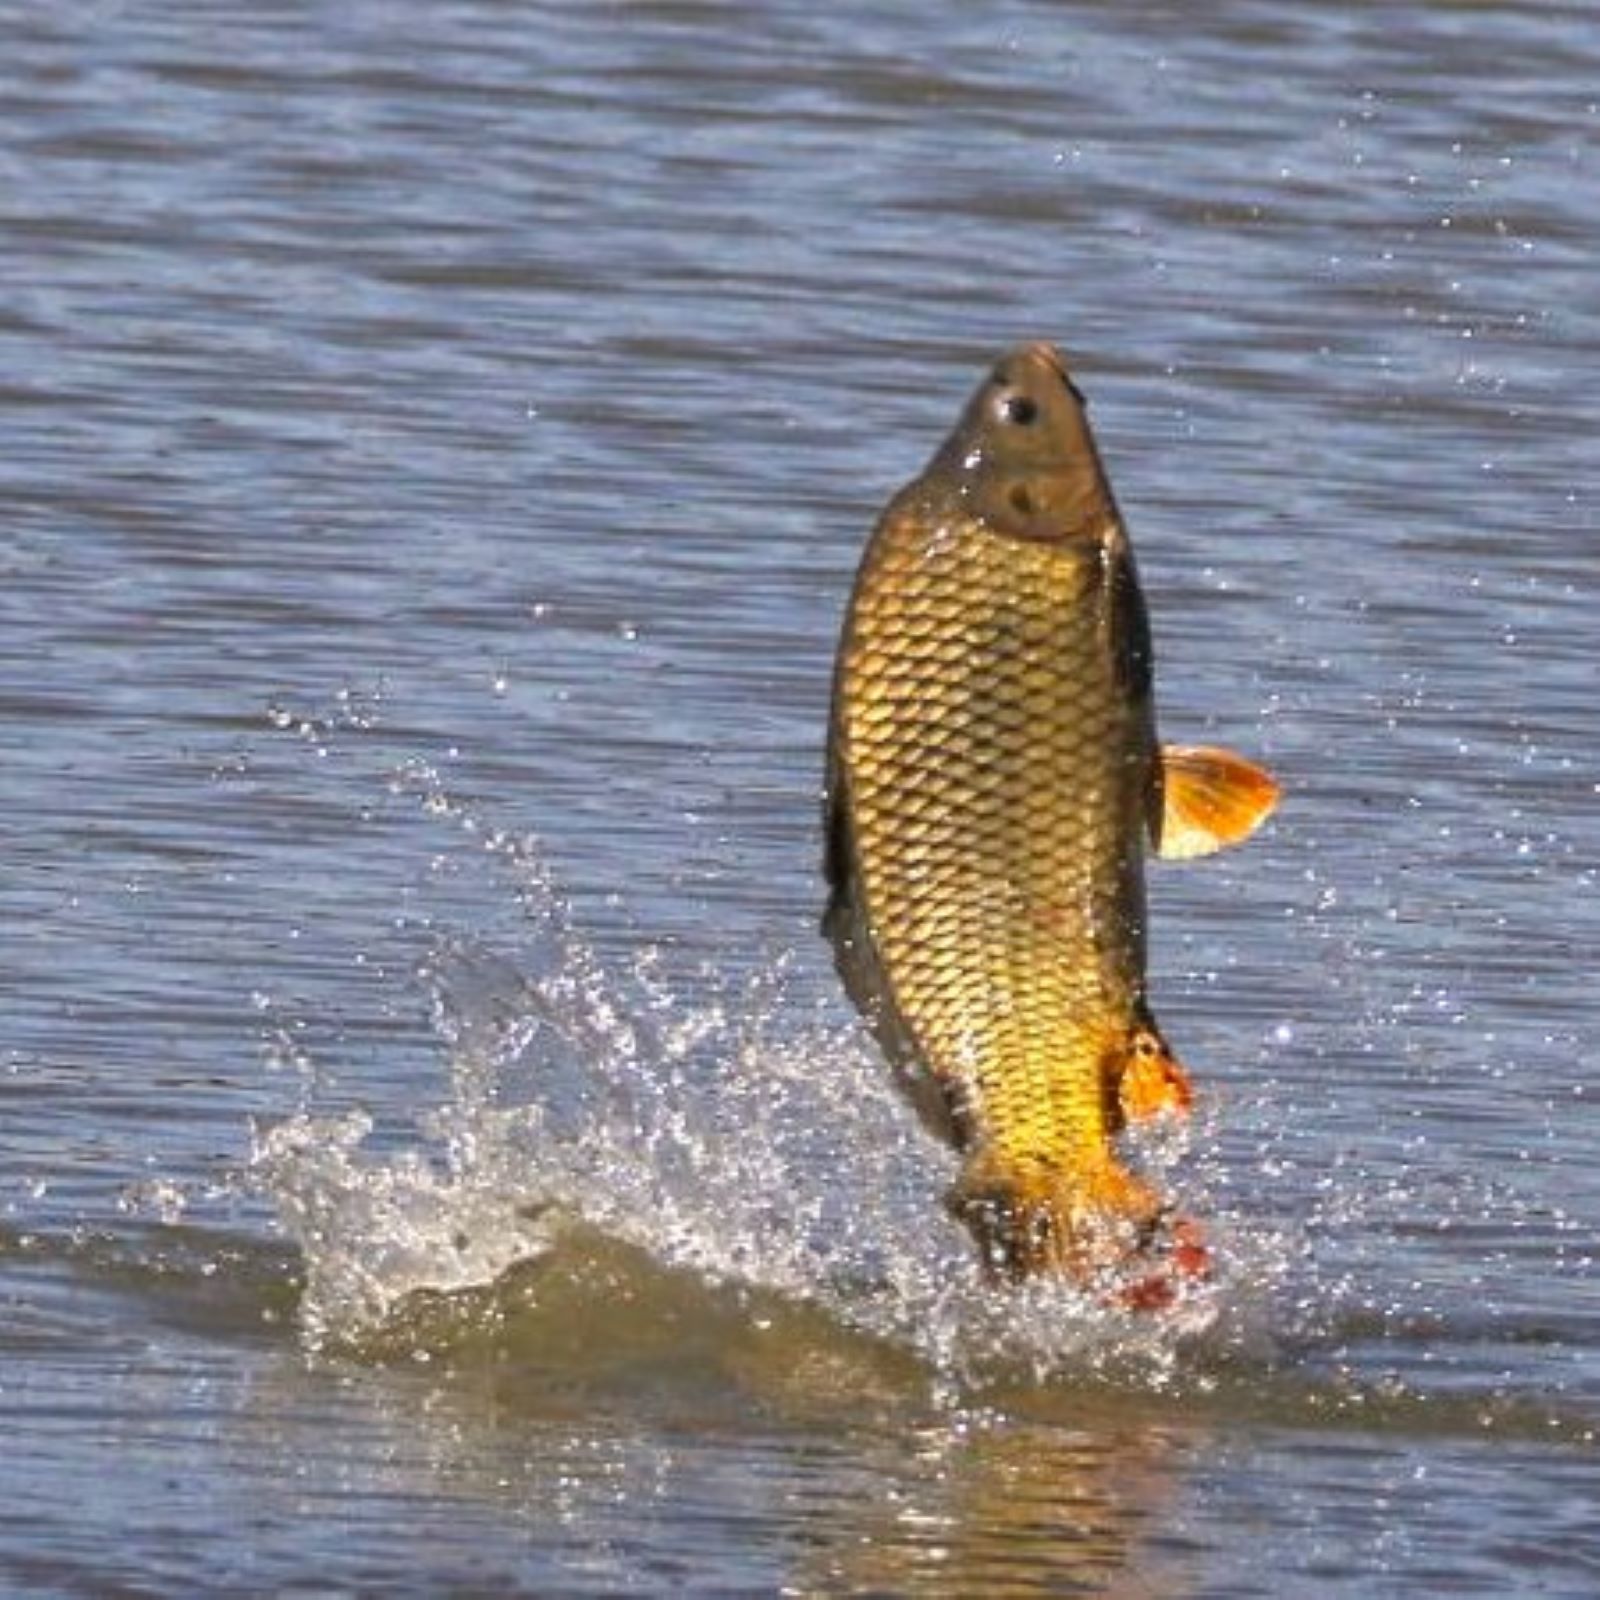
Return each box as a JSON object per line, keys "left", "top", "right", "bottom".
{"left": 1001, "top": 340, "right": 1085, "bottom": 403}
{"left": 1013, "top": 339, "right": 1069, "bottom": 378}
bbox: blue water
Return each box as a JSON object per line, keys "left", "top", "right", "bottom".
{"left": 3, "top": 1, "right": 1597, "bottom": 1592}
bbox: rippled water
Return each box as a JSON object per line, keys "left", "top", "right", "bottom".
{"left": 4, "top": 1, "right": 1598, "bottom": 1592}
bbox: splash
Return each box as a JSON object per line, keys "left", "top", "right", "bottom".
{"left": 251, "top": 759, "right": 1294, "bottom": 1389}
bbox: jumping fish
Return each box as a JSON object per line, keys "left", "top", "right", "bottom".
{"left": 823, "top": 342, "right": 1278, "bottom": 1293}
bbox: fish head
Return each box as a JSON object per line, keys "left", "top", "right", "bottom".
{"left": 929, "top": 341, "right": 1116, "bottom": 546}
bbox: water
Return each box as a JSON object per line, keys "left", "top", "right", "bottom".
{"left": 3, "top": 0, "right": 1598, "bottom": 1591}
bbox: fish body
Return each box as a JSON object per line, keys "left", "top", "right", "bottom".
{"left": 824, "top": 343, "right": 1276, "bottom": 1286}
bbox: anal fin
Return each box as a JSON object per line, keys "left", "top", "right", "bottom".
{"left": 1119, "top": 1022, "right": 1193, "bottom": 1123}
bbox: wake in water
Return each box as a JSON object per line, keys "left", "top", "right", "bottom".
{"left": 251, "top": 754, "right": 1297, "bottom": 1391}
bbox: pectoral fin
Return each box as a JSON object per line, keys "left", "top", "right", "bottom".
{"left": 1153, "top": 744, "right": 1280, "bottom": 861}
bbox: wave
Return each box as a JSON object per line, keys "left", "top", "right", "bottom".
{"left": 248, "top": 812, "right": 1296, "bottom": 1393}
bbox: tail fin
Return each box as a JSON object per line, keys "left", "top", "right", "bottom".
{"left": 947, "top": 1152, "right": 1163, "bottom": 1283}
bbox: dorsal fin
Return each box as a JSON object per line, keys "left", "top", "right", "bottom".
{"left": 1153, "top": 744, "right": 1280, "bottom": 861}
{"left": 1104, "top": 537, "right": 1153, "bottom": 701}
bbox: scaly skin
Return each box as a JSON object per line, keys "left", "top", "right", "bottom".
{"left": 826, "top": 343, "right": 1169, "bottom": 1281}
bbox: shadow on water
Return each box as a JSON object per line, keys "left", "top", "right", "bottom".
{"left": 320, "top": 1229, "right": 1600, "bottom": 1448}
{"left": 8, "top": 1186, "right": 1589, "bottom": 1449}
{"left": 6, "top": 1195, "right": 1591, "bottom": 1595}
{"left": 5, "top": 1228, "right": 1198, "bottom": 1593}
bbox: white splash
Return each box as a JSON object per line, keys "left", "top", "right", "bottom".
{"left": 250, "top": 750, "right": 1290, "bottom": 1384}
{"left": 254, "top": 901, "right": 1289, "bottom": 1388}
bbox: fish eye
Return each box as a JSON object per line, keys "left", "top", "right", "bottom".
{"left": 1001, "top": 394, "right": 1039, "bottom": 426}
{"left": 1008, "top": 485, "right": 1035, "bottom": 516}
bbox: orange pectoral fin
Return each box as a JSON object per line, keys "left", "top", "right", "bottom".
{"left": 1120, "top": 1026, "right": 1193, "bottom": 1122}
{"left": 1154, "top": 744, "right": 1280, "bottom": 861}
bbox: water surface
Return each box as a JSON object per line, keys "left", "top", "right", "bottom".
{"left": 3, "top": 1, "right": 1597, "bottom": 1592}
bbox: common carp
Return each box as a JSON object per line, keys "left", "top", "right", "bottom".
{"left": 823, "top": 341, "right": 1278, "bottom": 1292}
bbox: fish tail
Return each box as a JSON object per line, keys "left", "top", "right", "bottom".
{"left": 947, "top": 1149, "right": 1164, "bottom": 1283}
